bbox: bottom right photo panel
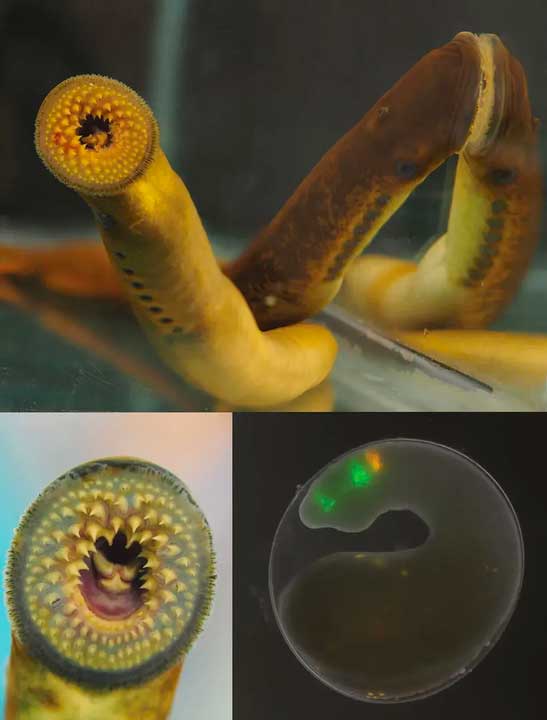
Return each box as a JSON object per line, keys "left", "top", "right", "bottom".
{"left": 234, "top": 413, "right": 544, "bottom": 719}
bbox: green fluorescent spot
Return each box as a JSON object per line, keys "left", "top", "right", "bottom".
{"left": 317, "top": 493, "right": 336, "bottom": 512}
{"left": 350, "top": 461, "right": 372, "bottom": 487}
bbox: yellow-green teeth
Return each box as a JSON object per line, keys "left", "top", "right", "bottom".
{"left": 5, "top": 457, "right": 215, "bottom": 689}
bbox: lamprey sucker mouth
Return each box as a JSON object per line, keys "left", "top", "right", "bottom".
{"left": 80, "top": 533, "right": 146, "bottom": 620}
{"left": 5, "top": 457, "right": 215, "bottom": 691}
{"left": 35, "top": 75, "right": 158, "bottom": 196}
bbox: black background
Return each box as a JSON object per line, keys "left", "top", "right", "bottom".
{"left": 234, "top": 413, "right": 545, "bottom": 719}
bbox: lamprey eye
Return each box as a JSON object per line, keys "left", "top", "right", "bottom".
{"left": 35, "top": 75, "right": 158, "bottom": 196}
{"left": 6, "top": 457, "right": 215, "bottom": 689}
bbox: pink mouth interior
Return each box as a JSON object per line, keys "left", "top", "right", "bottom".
{"left": 80, "top": 568, "right": 142, "bottom": 620}
{"left": 79, "top": 534, "right": 145, "bottom": 621}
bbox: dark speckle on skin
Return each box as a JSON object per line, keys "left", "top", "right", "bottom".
{"left": 327, "top": 199, "right": 389, "bottom": 280}
{"left": 122, "top": 268, "right": 135, "bottom": 276}
{"left": 489, "top": 168, "right": 517, "bottom": 186}
{"left": 132, "top": 282, "right": 145, "bottom": 289}
{"left": 149, "top": 306, "right": 163, "bottom": 314}
{"left": 396, "top": 161, "right": 418, "bottom": 180}
{"left": 484, "top": 230, "right": 502, "bottom": 244}
{"left": 29, "top": 687, "right": 60, "bottom": 709}
{"left": 114, "top": 251, "right": 126, "bottom": 260}
{"left": 160, "top": 317, "right": 173, "bottom": 324}
{"left": 466, "top": 268, "right": 483, "bottom": 283}
{"left": 491, "top": 199, "right": 508, "bottom": 214}
{"left": 92, "top": 210, "right": 116, "bottom": 230}
{"left": 487, "top": 217, "right": 504, "bottom": 230}
{"left": 473, "top": 253, "right": 493, "bottom": 270}
{"left": 375, "top": 194, "right": 390, "bottom": 207}
{"left": 139, "top": 295, "right": 153, "bottom": 302}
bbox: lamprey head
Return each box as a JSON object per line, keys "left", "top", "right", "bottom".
{"left": 35, "top": 75, "right": 159, "bottom": 196}
{"left": 6, "top": 458, "right": 215, "bottom": 689}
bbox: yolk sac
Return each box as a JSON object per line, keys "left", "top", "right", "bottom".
{"left": 80, "top": 533, "right": 145, "bottom": 621}
{"left": 269, "top": 439, "right": 524, "bottom": 703}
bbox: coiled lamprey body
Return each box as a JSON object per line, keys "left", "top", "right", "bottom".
{"left": 28, "top": 32, "right": 543, "bottom": 405}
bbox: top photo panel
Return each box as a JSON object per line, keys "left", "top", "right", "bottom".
{"left": 1, "top": 1, "right": 545, "bottom": 412}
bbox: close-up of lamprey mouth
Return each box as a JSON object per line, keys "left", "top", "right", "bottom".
{"left": 4, "top": 458, "right": 215, "bottom": 719}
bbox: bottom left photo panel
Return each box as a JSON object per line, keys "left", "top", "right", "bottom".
{"left": 0, "top": 412, "right": 232, "bottom": 720}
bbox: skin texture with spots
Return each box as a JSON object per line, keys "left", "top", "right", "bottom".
{"left": 337, "top": 33, "right": 542, "bottom": 331}
{"left": 14, "top": 32, "right": 545, "bottom": 405}
{"left": 228, "top": 32, "right": 484, "bottom": 329}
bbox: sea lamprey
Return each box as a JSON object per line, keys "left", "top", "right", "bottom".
{"left": 34, "top": 76, "right": 336, "bottom": 408}
{"left": 30, "top": 32, "right": 543, "bottom": 405}
{"left": 5, "top": 458, "right": 215, "bottom": 720}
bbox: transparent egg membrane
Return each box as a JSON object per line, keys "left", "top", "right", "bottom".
{"left": 269, "top": 439, "right": 524, "bottom": 703}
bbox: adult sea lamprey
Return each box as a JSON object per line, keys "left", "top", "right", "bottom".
{"left": 5, "top": 458, "right": 215, "bottom": 720}
{"left": 30, "top": 32, "right": 543, "bottom": 405}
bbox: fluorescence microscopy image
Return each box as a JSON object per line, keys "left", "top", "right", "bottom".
{"left": 271, "top": 439, "right": 523, "bottom": 702}
{"left": 0, "top": 413, "right": 232, "bottom": 720}
{"left": 234, "top": 413, "right": 545, "bottom": 719}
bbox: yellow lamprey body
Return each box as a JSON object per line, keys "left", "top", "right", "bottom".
{"left": 5, "top": 458, "right": 215, "bottom": 720}
{"left": 398, "top": 330, "right": 547, "bottom": 391}
{"left": 6, "top": 637, "right": 182, "bottom": 720}
{"left": 35, "top": 75, "right": 336, "bottom": 408}
{"left": 88, "top": 151, "right": 336, "bottom": 407}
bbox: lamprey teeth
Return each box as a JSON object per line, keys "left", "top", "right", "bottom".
{"left": 76, "top": 539, "right": 94, "bottom": 557}
{"left": 119, "top": 559, "right": 140, "bottom": 582}
{"left": 98, "top": 575, "right": 132, "bottom": 594}
{"left": 6, "top": 457, "right": 215, "bottom": 690}
{"left": 92, "top": 551, "right": 115, "bottom": 578}
{"left": 128, "top": 515, "right": 143, "bottom": 533}
{"left": 89, "top": 501, "right": 107, "bottom": 522}
{"left": 66, "top": 560, "right": 87, "bottom": 578}
{"left": 85, "top": 521, "right": 103, "bottom": 543}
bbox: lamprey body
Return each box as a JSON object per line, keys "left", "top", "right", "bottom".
{"left": 30, "top": 32, "right": 543, "bottom": 405}
{"left": 5, "top": 458, "right": 215, "bottom": 720}
{"left": 338, "top": 33, "right": 541, "bottom": 331}
{"left": 34, "top": 76, "right": 336, "bottom": 407}
{"left": 230, "top": 32, "right": 541, "bottom": 332}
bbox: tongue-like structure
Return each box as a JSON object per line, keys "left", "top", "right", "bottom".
{"left": 80, "top": 549, "right": 143, "bottom": 620}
